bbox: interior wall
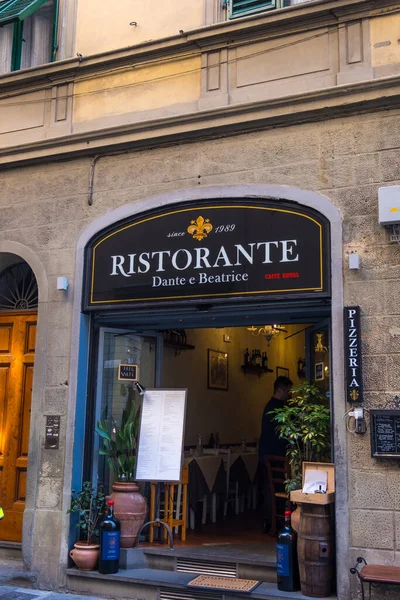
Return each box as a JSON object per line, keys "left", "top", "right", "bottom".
{"left": 162, "top": 325, "right": 307, "bottom": 446}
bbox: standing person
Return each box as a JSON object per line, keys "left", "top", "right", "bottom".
{"left": 259, "top": 376, "right": 292, "bottom": 535}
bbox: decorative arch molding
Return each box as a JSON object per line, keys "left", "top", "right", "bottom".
{"left": 64, "top": 185, "right": 349, "bottom": 598}
{"left": 0, "top": 241, "right": 48, "bottom": 303}
{"left": 0, "top": 242, "right": 49, "bottom": 569}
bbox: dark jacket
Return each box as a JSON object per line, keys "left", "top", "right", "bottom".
{"left": 258, "top": 396, "right": 288, "bottom": 462}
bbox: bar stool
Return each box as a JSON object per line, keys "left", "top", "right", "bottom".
{"left": 149, "top": 465, "right": 188, "bottom": 542}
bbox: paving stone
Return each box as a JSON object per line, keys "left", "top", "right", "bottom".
{"left": 0, "top": 592, "right": 41, "bottom": 600}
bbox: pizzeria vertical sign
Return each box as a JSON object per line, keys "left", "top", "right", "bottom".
{"left": 84, "top": 200, "right": 330, "bottom": 310}
{"left": 344, "top": 306, "right": 364, "bottom": 404}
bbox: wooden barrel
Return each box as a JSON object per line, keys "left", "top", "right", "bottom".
{"left": 297, "top": 503, "right": 333, "bottom": 598}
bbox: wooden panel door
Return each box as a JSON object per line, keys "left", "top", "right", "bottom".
{"left": 0, "top": 313, "right": 36, "bottom": 542}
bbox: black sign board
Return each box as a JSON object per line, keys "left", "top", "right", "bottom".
{"left": 45, "top": 415, "right": 60, "bottom": 449}
{"left": 84, "top": 200, "right": 330, "bottom": 310}
{"left": 344, "top": 306, "right": 364, "bottom": 404}
{"left": 118, "top": 363, "right": 139, "bottom": 382}
{"left": 370, "top": 410, "right": 400, "bottom": 458}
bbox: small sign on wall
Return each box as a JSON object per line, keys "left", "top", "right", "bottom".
{"left": 45, "top": 416, "right": 60, "bottom": 449}
{"left": 344, "top": 306, "right": 364, "bottom": 404}
{"left": 370, "top": 410, "right": 400, "bottom": 458}
{"left": 118, "top": 364, "right": 139, "bottom": 382}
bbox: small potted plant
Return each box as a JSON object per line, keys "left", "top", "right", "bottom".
{"left": 269, "top": 381, "right": 331, "bottom": 530}
{"left": 68, "top": 481, "right": 106, "bottom": 571}
{"left": 96, "top": 389, "right": 147, "bottom": 548}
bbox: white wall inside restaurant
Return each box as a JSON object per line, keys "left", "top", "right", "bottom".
{"left": 162, "top": 325, "right": 307, "bottom": 447}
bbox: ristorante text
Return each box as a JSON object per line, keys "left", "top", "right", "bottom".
{"left": 110, "top": 240, "right": 299, "bottom": 285}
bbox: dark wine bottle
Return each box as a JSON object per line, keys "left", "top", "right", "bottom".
{"left": 276, "top": 510, "right": 300, "bottom": 592}
{"left": 99, "top": 499, "right": 120, "bottom": 574}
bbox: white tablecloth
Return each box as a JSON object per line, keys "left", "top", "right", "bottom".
{"left": 184, "top": 455, "right": 224, "bottom": 492}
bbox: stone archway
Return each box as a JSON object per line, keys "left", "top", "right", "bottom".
{"left": 65, "top": 184, "right": 348, "bottom": 598}
{"left": 0, "top": 243, "right": 48, "bottom": 567}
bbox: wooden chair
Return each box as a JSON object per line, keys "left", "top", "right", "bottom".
{"left": 223, "top": 448, "right": 240, "bottom": 517}
{"left": 265, "top": 455, "right": 290, "bottom": 536}
{"left": 149, "top": 465, "right": 188, "bottom": 542}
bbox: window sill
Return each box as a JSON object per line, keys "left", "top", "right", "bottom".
{"left": 227, "top": 0, "right": 322, "bottom": 21}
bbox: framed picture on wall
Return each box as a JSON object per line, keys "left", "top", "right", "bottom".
{"left": 276, "top": 366, "right": 289, "bottom": 379}
{"left": 208, "top": 349, "right": 228, "bottom": 390}
{"left": 315, "top": 362, "right": 324, "bottom": 381}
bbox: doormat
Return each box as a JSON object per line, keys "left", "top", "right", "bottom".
{"left": 188, "top": 575, "right": 261, "bottom": 593}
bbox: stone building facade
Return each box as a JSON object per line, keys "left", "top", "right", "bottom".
{"left": 1, "top": 1, "right": 400, "bottom": 598}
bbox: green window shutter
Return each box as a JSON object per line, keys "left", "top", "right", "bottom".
{"left": 0, "top": 0, "right": 49, "bottom": 25}
{"left": 228, "top": 0, "right": 280, "bottom": 19}
{"left": 10, "top": 18, "right": 23, "bottom": 70}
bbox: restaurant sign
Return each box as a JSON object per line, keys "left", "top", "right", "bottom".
{"left": 84, "top": 200, "right": 330, "bottom": 310}
{"left": 344, "top": 306, "right": 364, "bottom": 404}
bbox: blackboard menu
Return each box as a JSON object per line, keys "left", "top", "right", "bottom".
{"left": 371, "top": 410, "right": 400, "bottom": 458}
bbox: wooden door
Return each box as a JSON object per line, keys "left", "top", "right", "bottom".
{"left": 0, "top": 313, "right": 36, "bottom": 542}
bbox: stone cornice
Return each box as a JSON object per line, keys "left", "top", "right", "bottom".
{"left": 1, "top": 73, "right": 400, "bottom": 168}
{"left": 0, "top": 0, "right": 397, "bottom": 98}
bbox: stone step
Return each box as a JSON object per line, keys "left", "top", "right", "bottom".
{"left": 67, "top": 567, "right": 336, "bottom": 600}
{"left": 0, "top": 556, "right": 37, "bottom": 589}
{"left": 0, "top": 541, "right": 23, "bottom": 560}
{"left": 120, "top": 544, "right": 276, "bottom": 582}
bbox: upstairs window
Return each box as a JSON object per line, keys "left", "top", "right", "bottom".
{"left": 228, "top": 0, "right": 316, "bottom": 19}
{"left": 0, "top": 0, "right": 58, "bottom": 74}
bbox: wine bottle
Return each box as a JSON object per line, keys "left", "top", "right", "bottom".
{"left": 99, "top": 499, "right": 121, "bottom": 574}
{"left": 276, "top": 510, "right": 300, "bottom": 592}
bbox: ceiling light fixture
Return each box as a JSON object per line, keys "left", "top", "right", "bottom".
{"left": 247, "top": 324, "right": 287, "bottom": 344}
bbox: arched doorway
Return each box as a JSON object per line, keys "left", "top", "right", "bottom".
{"left": 0, "top": 256, "right": 38, "bottom": 543}
{"left": 66, "top": 185, "right": 348, "bottom": 598}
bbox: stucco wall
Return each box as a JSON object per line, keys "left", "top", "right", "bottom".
{"left": 0, "top": 108, "right": 400, "bottom": 594}
{"left": 75, "top": 0, "right": 207, "bottom": 56}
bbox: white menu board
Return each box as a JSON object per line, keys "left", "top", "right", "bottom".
{"left": 135, "top": 388, "right": 187, "bottom": 482}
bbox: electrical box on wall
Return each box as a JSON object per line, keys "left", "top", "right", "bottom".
{"left": 378, "top": 186, "right": 400, "bottom": 225}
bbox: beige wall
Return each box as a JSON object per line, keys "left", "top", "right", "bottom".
{"left": 370, "top": 13, "right": 400, "bottom": 68}
{"left": 73, "top": 57, "right": 202, "bottom": 124}
{"left": 75, "top": 0, "right": 206, "bottom": 56}
{"left": 162, "top": 326, "right": 306, "bottom": 446}
{"left": 3, "top": 5, "right": 400, "bottom": 157}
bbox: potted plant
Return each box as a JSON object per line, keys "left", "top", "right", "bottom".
{"left": 95, "top": 389, "right": 147, "bottom": 548}
{"left": 269, "top": 381, "right": 331, "bottom": 530}
{"left": 68, "top": 481, "right": 106, "bottom": 571}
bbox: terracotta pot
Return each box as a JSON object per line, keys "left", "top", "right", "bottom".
{"left": 110, "top": 481, "right": 147, "bottom": 548}
{"left": 291, "top": 503, "right": 302, "bottom": 533}
{"left": 69, "top": 541, "right": 100, "bottom": 571}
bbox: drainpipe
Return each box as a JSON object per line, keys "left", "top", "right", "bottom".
{"left": 88, "top": 151, "right": 129, "bottom": 206}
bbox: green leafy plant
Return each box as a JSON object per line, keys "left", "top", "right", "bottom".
{"left": 67, "top": 481, "right": 106, "bottom": 544}
{"left": 269, "top": 381, "right": 331, "bottom": 493}
{"left": 95, "top": 389, "right": 140, "bottom": 482}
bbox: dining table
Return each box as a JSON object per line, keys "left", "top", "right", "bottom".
{"left": 184, "top": 454, "right": 226, "bottom": 509}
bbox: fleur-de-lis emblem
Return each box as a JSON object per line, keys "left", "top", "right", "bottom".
{"left": 187, "top": 216, "right": 213, "bottom": 241}
{"left": 350, "top": 390, "right": 359, "bottom": 402}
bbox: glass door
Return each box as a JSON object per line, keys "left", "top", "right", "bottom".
{"left": 92, "top": 327, "right": 163, "bottom": 492}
